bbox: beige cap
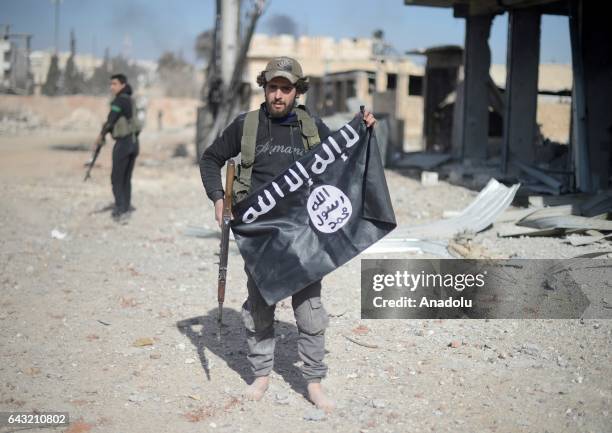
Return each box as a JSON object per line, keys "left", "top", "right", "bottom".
{"left": 263, "top": 56, "right": 304, "bottom": 84}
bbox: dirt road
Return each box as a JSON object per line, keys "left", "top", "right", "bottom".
{"left": 0, "top": 128, "right": 610, "bottom": 433}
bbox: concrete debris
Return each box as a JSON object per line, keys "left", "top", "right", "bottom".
{"left": 447, "top": 239, "right": 497, "bottom": 259}
{"left": 3, "top": 97, "right": 611, "bottom": 432}
{"left": 133, "top": 338, "right": 154, "bottom": 347}
{"left": 512, "top": 159, "right": 566, "bottom": 195}
{"left": 571, "top": 251, "right": 612, "bottom": 259}
{"left": 517, "top": 214, "right": 612, "bottom": 232}
{"left": 51, "top": 228, "right": 67, "bottom": 240}
{"left": 303, "top": 409, "right": 326, "bottom": 421}
{"left": 0, "top": 109, "right": 47, "bottom": 134}
{"left": 421, "top": 171, "right": 439, "bottom": 186}
{"left": 393, "top": 152, "right": 452, "bottom": 170}
{"left": 498, "top": 204, "right": 612, "bottom": 238}
{"left": 128, "top": 392, "right": 156, "bottom": 403}
{"left": 497, "top": 226, "right": 563, "bottom": 238}
{"left": 368, "top": 399, "right": 386, "bottom": 409}
{"left": 526, "top": 194, "right": 587, "bottom": 208}
{"left": 519, "top": 343, "right": 541, "bottom": 357}
{"left": 566, "top": 231, "right": 612, "bottom": 246}
{"left": 274, "top": 393, "right": 290, "bottom": 405}
{"left": 579, "top": 192, "right": 612, "bottom": 217}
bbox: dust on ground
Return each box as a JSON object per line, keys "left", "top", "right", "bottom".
{"left": 0, "top": 125, "right": 610, "bottom": 433}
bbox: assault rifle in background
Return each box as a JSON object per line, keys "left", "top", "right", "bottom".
{"left": 83, "top": 139, "right": 104, "bottom": 181}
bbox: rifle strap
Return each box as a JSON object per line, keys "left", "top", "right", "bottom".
{"left": 233, "top": 107, "right": 321, "bottom": 205}
{"left": 233, "top": 109, "right": 259, "bottom": 204}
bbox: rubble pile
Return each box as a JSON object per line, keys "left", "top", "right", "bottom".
{"left": 0, "top": 109, "right": 47, "bottom": 135}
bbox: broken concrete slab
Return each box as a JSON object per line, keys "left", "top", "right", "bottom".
{"left": 571, "top": 251, "right": 612, "bottom": 258}
{"left": 497, "top": 225, "right": 564, "bottom": 238}
{"left": 512, "top": 159, "right": 565, "bottom": 195}
{"left": 421, "top": 171, "right": 439, "bottom": 186}
{"left": 393, "top": 152, "right": 452, "bottom": 170}
{"left": 566, "top": 231, "right": 612, "bottom": 246}
{"left": 580, "top": 192, "right": 612, "bottom": 217}
{"left": 517, "top": 214, "right": 612, "bottom": 231}
{"left": 526, "top": 193, "right": 591, "bottom": 209}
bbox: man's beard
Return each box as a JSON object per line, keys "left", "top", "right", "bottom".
{"left": 266, "top": 97, "right": 295, "bottom": 118}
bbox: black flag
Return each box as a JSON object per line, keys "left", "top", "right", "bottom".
{"left": 231, "top": 115, "right": 396, "bottom": 305}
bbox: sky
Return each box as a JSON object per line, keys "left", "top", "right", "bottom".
{"left": 1, "top": 0, "right": 572, "bottom": 65}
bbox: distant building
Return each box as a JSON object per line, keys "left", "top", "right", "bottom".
{"left": 1, "top": 26, "right": 33, "bottom": 94}
{"left": 245, "top": 34, "right": 424, "bottom": 149}
{"left": 29, "top": 50, "right": 157, "bottom": 94}
{"left": 403, "top": 0, "right": 607, "bottom": 193}
{"left": 0, "top": 38, "right": 11, "bottom": 87}
{"left": 29, "top": 51, "right": 102, "bottom": 92}
{"left": 243, "top": 33, "right": 572, "bottom": 153}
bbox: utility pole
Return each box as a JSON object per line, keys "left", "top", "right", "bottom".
{"left": 70, "top": 29, "right": 75, "bottom": 56}
{"left": 195, "top": 0, "right": 265, "bottom": 160}
{"left": 220, "top": 0, "right": 240, "bottom": 89}
{"left": 51, "top": 0, "right": 63, "bottom": 54}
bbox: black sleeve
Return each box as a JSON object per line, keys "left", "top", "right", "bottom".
{"left": 199, "top": 115, "right": 244, "bottom": 203}
{"left": 314, "top": 116, "right": 332, "bottom": 141}
{"left": 100, "top": 95, "right": 131, "bottom": 137}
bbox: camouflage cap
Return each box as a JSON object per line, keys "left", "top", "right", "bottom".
{"left": 263, "top": 56, "right": 304, "bottom": 84}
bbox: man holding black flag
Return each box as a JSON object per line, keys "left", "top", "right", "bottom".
{"left": 200, "top": 56, "right": 379, "bottom": 412}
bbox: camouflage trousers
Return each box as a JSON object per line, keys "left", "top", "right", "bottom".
{"left": 241, "top": 269, "right": 329, "bottom": 383}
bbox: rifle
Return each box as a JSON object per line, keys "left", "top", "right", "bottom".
{"left": 217, "top": 159, "right": 236, "bottom": 340}
{"left": 84, "top": 139, "right": 104, "bottom": 181}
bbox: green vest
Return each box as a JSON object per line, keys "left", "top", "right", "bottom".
{"left": 233, "top": 107, "right": 321, "bottom": 204}
{"left": 111, "top": 94, "right": 142, "bottom": 139}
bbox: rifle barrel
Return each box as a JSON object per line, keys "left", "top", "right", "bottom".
{"left": 84, "top": 143, "right": 102, "bottom": 181}
{"left": 217, "top": 160, "right": 236, "bottom": 339}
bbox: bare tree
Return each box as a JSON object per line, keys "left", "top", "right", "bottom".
{"left": 196, "top": 0, "right": 266, "bottom": 159}
{"left": 63, "top": 29, "right": 86, "bottom": 94}
{"left": 42, "top": 55, "right": 61, "bottom": 96}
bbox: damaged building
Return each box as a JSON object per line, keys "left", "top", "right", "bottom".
{"left": 403, "top": 0, "right": 611, "bottom": 194}
{"left": 1, "top": 25, "right": 33, "bottom": 94}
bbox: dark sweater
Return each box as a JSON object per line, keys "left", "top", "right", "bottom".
{"left": 200, "top": 103, "right": 331, "bottom": 203}
{"left": 100, "top": 84, "right": 133, "bottom": 138}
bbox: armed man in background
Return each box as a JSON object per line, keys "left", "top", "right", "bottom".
{"left": 200, "top": 56, "right": 376, "bottom": 412}
{"left": 94, "top": 73, "right": 140, "bottom": 222}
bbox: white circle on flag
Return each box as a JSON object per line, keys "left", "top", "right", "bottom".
{"left": 307, "top": 185, "right": 353, "bottom": 233}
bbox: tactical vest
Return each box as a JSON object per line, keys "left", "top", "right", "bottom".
{"left": 111, "top": 94, "right": 142, "bottom": 139}
{"left": 233, "top": 107, "right": 321, "bottom": 204}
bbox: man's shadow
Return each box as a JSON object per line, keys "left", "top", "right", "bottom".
{"left": 176, "top": 308, "right": 306, "bottom": 396}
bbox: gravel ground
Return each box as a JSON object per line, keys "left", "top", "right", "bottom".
{"left": 0, "top": 128, "right": 610, "bottom": 433}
